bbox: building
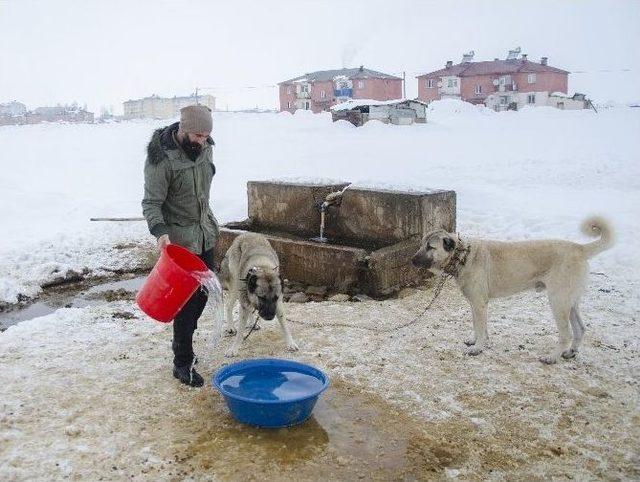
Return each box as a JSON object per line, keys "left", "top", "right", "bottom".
{"left": 0, "top": 102, "right": 94, "bottom": 125}
{"left": 485, "top": 91, "right": 594, "bottom": 111}
{"left": 31, "top": 105, "right": 94, "bottom": 123}
{"left": 279, "top": 66, "right": 402, "bottom": 114}
{"left": 417, "top": 49, "right": 575, "bottom": 111}
{"left": 123, "top": 94, "right": 215, "bottom": 119}
{"left": 331, "top": 99, "right": 428, "bottom": 126}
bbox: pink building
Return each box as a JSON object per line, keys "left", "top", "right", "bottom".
{"left": 279, "top": 66, "right": 403, "bottom": 113}
{"left": 416, "top": 50, "right": 570, "bottom": 111}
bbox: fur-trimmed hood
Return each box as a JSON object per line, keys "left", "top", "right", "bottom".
{"left": 146, "top": 122, "right": 215, "bottom": 165}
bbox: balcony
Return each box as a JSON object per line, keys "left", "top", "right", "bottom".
{"left": 495, "top": 83, "right": 517, "bottom": 92}
{"left": 334, "top": 88, "right": 353, "bottom": 98}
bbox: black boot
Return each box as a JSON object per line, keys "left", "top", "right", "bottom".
{"left": 173, "top": 364, "right": 204, "bottom": 387}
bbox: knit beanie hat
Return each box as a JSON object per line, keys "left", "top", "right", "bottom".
{"left": 179, "top": 105, "right": 212, "bottom": 133}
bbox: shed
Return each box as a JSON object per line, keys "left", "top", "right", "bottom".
{"left": 331, "top": 99, "right": 428, "bottom": 126}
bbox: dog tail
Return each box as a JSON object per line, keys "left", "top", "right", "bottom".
{"left": 580, "top": 216, "right": 615, "bottom": 258}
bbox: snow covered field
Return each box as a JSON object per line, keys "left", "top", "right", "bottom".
{"left": 1, "top": 101, "right": 638, "bottom": 303}
{"left": 1, "top": 101, "right": 639, "bottom": 480}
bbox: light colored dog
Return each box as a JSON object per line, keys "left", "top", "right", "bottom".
{"left": 219, "top": 232, "right": 299, "bottom": 357}
{"left": 411, "top": 216, "right": 614, "bottom": 364}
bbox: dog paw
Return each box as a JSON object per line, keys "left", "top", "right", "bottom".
{"left": 225, "top": 347, "right": 239, "bottom": 358}
{"left": 465, "top": 346, "right": 484, "bottom": 356}
{"left": 539, "top": 355, "right": 558, "bottom": 365}
{"left": 464, "top": 338, "right": 476, "bottom": 346}
{"left": 287, "top": 340, "right": 299, "bottom": 352}
{"left": 224, "top": 328, "right": 237, "bottom": 337}
{"left": 561, "top": 349, "right": 577, "bottom": 359}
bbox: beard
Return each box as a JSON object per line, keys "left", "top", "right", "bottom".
{"left": 180, "top": 136, "right": 203, "bottom": 161}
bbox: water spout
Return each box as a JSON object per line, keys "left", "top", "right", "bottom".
{"left": 310, "top": 185, "right": 350, "bottom": 244}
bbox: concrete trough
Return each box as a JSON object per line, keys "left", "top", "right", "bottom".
{"left": 214, "top": 181, "right": 456, "bottom": 297}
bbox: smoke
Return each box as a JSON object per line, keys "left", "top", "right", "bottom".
{"left": 341, "top": 43, "right": 361, "bottom": 68}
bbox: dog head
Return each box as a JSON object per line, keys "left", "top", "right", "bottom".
{"left": 245, "top": 266, "right": 283, "bottom": 320}
{"left": 412, "top": 229, "right": 458, "bottom": 270}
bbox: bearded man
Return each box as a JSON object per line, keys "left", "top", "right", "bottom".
{"left": 142, "top": 105, "right": 219, "bottom": 387}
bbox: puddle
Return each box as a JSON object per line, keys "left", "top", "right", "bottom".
{"left": 0, "top": 275, "right": 146, "bottom": 331}
{"left": 167, "top": 380, "right": 470, "bottom": 480}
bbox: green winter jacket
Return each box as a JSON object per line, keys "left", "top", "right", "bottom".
{"left": 142, "top": 122, "right": 219, "bottom": 254}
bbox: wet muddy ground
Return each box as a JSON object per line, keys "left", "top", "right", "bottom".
{"left": 0, "top": 274, "right": 145, "bottom": 331}
{"left": 0, "top": 269, "right": 638, "bottom": 481}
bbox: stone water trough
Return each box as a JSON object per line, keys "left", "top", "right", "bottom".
{"left": 214, "top": 181, "right": 456, "bottom": 298}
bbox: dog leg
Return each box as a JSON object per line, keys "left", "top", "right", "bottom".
{"left": 563, "top": 304, "right": 586, "bottom": 359}
{"left": 223, "top": 288, "right": 238, "bottom": 336}
{"left": 541, "top": 292, "right": 572, "bottom": 364}
{"left": 276, "top": 299, "right": 299, "bottom": 351}
{"left": 466, "top": 299, "right": 489, "bottom": 355}
{"left": 225, "top": 305, "right": 250, "bottom": 357}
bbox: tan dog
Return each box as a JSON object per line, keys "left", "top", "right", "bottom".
{"left": 219, "top": 232, "right": 299, "bottom": 357}
{"left": 412, "top": 217, "right": 614, "bottom": 364}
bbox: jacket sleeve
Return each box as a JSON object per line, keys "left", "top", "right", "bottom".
{"left": 142, "top": 159, "right": 170, "bottom": 238}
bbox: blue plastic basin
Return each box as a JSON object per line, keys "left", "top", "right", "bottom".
{"left": 213, "top": 358, "right": 329, "bottom": 428}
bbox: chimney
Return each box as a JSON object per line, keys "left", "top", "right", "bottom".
{"left": 359, "top": 65, "right": 364, "bottom": 72}
{"left": 446, "top": 60, "right": 453, "bottom": 68}
{"left": 541, "top": 57, "right": 548, "bottom": 66}
{"left": 521, "top": 53, "right": 527, "bottom": 60}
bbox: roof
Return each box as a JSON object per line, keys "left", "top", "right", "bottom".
{"left": 331, "top": 98, "right": 428, "bottom": 111}
{"left": 280, "top": 67, "right": 402, "bottom": 84}
{"left": 417, "top": 59, "right": 569, "bottom": 79}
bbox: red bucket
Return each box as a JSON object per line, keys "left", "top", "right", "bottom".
{"left": 136, "top": 244, "right": 208, "bottom": 323}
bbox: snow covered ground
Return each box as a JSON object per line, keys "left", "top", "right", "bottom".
{"left": 1, "top": 101, "right": 638, "bottom": 303}
{"left": 1, "top": 101, "right": 639, "bottom": 480}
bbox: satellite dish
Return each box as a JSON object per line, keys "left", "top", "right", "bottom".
{"left": 492, "top": 79, "right": 500, "bottom": 86}
{"left": 507, "top": 47, "right": 522, "bottom": 60}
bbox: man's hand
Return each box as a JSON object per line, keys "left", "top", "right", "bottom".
{"left": 157, "top": 234, "right": 170, "bottom": 252}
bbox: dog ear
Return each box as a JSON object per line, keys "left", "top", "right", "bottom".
{"left": 247, "top": 273, "right": 258, "bottom": 293}
{"left": 443, "top": 237, "right": 455, "bottom": 252}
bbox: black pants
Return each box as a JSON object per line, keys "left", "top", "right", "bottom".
{"left": 172, "top": 248, "right": 215, "bottom": 367}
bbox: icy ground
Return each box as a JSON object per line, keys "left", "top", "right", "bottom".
{"left": 1, "top": 274, "right": 637, "bottom": 480}
{"left": 1, "top": 101, "right": 639, "bottom": 480}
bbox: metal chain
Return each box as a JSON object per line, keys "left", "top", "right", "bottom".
{"left": 285, "top": 271, "right": 451, "bottom": 334}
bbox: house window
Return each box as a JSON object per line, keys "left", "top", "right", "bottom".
{"left": 427, "top": 79, "right": 434, "bottom": 88}
{"left": 304, "top": 101, "right": 310, "bottom": 110}
{"left": 499, "top": 76, "right": 507, "bottom": 85}
{"left": 287, "top": 87, "right": 291, "bottom": 95}
{"left": 527, "top": 93, "right": 536, "bottom": 104}
{"left": 475, "top": 85, "right": 482, "bottom": 94}
{"left": 287, "top": 101, "right": 291, "bottom": 109}
{"left": 447, "top": 79, "right": 454, "bottom": 88}
{"left": 321, "top": 90, "right": 326, "bottom": 99}
{"left": 301, "top": 84, "right": 309, "bottom": 93}
{"left": 500, "top": 96, "right": 509, "bottom": 105}
{"left": 528, "top": 73, "right": 536, "bottom": 84}
{"left": 357, "top": 80, "right": 364, "bottom": 89}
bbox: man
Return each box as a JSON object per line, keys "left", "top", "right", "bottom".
{"left": 142, "top": 105, "right": 219, "bottom": 387}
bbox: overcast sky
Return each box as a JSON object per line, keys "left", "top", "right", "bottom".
{"left": 1, "top": 0, "right": 638, "bottom": 113}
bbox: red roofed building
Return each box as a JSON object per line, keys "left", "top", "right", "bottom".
{"left": 417, "top": 49, "right": 571, "bottom": 111}
{"left": 279, "top": 66, "right": 402, "bottom": 113}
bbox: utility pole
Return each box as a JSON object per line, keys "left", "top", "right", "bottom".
{"left": 402, "top": 71, "right": 406, "bottom": 99}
